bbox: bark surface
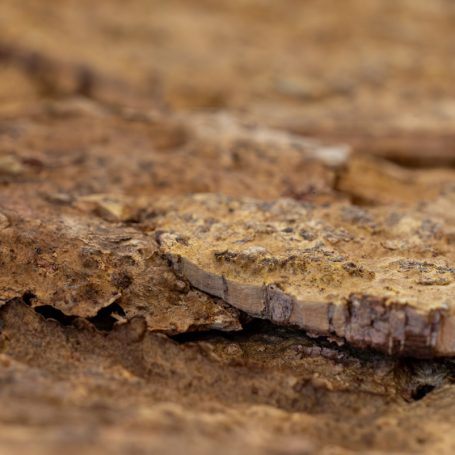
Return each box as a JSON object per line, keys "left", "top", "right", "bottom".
{"left": 155, "top": 192, "right": 455, "bottom": 356}
{"left": 0, "top": 1, "right": 455, "bottom": 454}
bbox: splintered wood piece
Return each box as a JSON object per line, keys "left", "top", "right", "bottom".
{"left": 156, "top": 193, "right": 455, "bottom": 357}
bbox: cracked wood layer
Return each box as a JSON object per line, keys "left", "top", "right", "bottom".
{"left": 155, "top": 193, "right": 455, "bottom": 357}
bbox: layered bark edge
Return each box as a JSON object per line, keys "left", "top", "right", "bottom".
{"left": 167, "top": 254, "right": 453, "bottom": 358}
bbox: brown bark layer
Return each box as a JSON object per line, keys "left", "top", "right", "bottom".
{"left": 155, "top": 192, "right": 455, "bottom": 356}
{"left": 0, "top": 1, "right": 455, "bottom": 454}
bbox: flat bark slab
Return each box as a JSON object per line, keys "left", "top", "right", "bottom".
{"left": 1, "top": 104, "right": 454, "bottom": 347}
{"left": 0, "top": 105, "right": 351, "bottom": 334}
{"left": 156, "top": 193, "right": 455, "bottom": 357}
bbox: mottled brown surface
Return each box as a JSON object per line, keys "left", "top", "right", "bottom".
{"left": 1, "top": 0, "right": 454, "bottom": 164}
{"left": 155, "top": 192, "right": 455, "bottom": 356}
{"left": 0, "top": 1, "right": 455, "bottom": 454}
{"left": 0, "top": 105, "right": 351, "bottom": 333}
{"left": 2, "top": 300, "right": 455, "bottom": 455}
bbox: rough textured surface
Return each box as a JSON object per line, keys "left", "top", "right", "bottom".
{"left": 0, "top": 105, "right": 352, "bottom": 334}
{"left": 2, "top": 299, "right": 455, "bottom": 455}
{"left": 155, "top": 192, "right": 455, "bottom": 356}
{"left": 0, "top": 0, "right": 455, "bottom": 454}
{"left": 0, "top": 166, "right": 242, "bottom": 334}
{"left": 1, "top": 0, "right": 454, "bottom": 165}
{"left": 0, "top": 105, "right": 345, "bottom": 200}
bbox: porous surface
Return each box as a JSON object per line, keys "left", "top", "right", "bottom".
{"left": 0, "top": 105, "right": 351, "bottom": 333}
{"left": 156, "top": 192, "right": 455, "bottom": 356}
{"left": 3, "top": 300, "right": 455, "bottom": 455}
{"left": 0, "top": 0, "right": 455, "bottom": 454}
